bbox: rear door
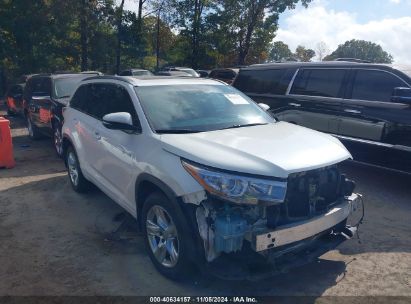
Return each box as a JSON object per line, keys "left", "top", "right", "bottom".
{"left": 34, "top": 77, "right": 53, "bottom": 135}
{"left": 285, "top": 68, "right": 348, "bottom": 133}
{"left": 339, "top": 68, "right": 410, "bottom": 142}
{"left": 69, "top": 83, "right": 103, "bottom": 178}
{"left": 233, "top": 68, "right": 294, "bottom": 113}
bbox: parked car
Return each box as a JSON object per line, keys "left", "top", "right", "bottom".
{"left": 196, "top": 70, "right": 210, "bottom": 78}
{"left": 24, "top": 72, "right": 100, "bottom": 157}
{"left": 5, "top": 83, "right": 25, "bottom": 115}
{"left": 118, "top": 69, "right": 153, "bottom": 77}
{"left": 160, "top": 67, "right": 200, "bottom": 77}
{"left": 62, "top": 76, "right": 361, "bottom": 279}
{"left": 209, "top": 68, "right": 239, "bottom": 84}
{"left": 233, "top": 62, "right": 411, "bottom": 173}
{"left": 155, "top": 71, "right": 192, "bottom": 77}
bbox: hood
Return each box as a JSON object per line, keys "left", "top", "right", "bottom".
{"left": 160, "top": 122, "right": 352, "bottom": 179}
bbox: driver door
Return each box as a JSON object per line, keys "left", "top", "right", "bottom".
{"left": 93, "top": 83, "right": 143, "bottom": 212}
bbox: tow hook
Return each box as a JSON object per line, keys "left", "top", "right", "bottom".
{"left": 341, "top": 226, "right": 357, "bottom": 239}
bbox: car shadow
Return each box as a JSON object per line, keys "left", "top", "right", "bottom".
{"left": 0, "top": 175, "right": 346, "bottom": 297}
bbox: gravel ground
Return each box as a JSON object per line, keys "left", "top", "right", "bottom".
{"left": 0, "top": 107, "right": 410, "bottom": 299}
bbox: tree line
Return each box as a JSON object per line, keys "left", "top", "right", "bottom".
{"left": 0, "top": 0, "right": 310, "bottom": 81}
{"left": 0, "top": 0, "right": 394, "bottom": 95}
{"left": 269, "top": 39, "right": 393, "bottom": 63}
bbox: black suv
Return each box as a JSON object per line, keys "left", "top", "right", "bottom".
{"left": 233, "top": 62, "right": 411, "bottom": 173}
{"left": 24, "top": 73, "right": 99, "bottom": 156}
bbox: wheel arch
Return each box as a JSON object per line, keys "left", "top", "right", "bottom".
{"left": 62, "top": 135, "right": 74, "bottom": 166}
{"left": 135, "top": 173, "right": 179, "bottom": 229}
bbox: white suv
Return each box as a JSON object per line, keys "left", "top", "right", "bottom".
{"left": 62, "top": 76, "right": 362, "bottom": 279}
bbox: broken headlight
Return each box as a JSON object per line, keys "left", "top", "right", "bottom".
{"left": 182, "top": 160, "right": 287, "bottom": 205}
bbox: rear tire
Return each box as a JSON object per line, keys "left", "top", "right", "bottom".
{"left": 66, "top": 146, "right": 90, "bottom": 193}
{"left": 53, "top": 123, "right": 64, "bottom": 158}
{"left": 142, "top": 192, "right": 194, "bottom": 280}
{"left": 26, "top": 115, "right": 41, "bottom": 139}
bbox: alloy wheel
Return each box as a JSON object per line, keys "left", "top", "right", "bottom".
{"left": 146, "top": 205, "right": 179, "bottom": 268}
{"left": 67, "top": 152, "right": 79, "bottom": 187}
{"left": 54, "top": 127, "right": 63, "bottom": 156}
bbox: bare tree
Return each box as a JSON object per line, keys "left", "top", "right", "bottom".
{"left": 316, "top": 41, "right": 329, "bottom": 61}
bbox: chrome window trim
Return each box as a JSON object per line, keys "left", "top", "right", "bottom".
{"left": 286, "top": 68, "right": 299, "bottom": 95}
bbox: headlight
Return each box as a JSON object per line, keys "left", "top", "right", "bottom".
{"left": 182, "top": 160, "right": 287, "bottom": 205}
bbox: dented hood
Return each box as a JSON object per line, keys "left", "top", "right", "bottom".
{"left": 160, "top": 122, "right": 351, "bottom": 178}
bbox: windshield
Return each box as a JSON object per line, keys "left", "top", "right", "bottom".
{"left": 135, "top": 84, "right": 274, "bottom": 133}
{"left": 53, "top": 75, "right": 94, "bottom": 99}
{"left": 133, "top": 70, "right": 153, "bottom": 76}
{"left": 178, "top": 69, "right": 199, "bottom": 77}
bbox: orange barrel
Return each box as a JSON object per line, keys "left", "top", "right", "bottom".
{"left": 0, "top": 116, "right": 15, "bottom": 169}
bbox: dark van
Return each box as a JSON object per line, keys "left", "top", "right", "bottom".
{"left": 233, "top": 61, "right": 411, "bottom": 173}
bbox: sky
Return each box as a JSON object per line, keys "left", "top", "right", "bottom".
{"left": 276, "top": 0, "right": 411, "bottom": 63}
{"left": 120, "top": 0, "right": 411, "bottom": 64}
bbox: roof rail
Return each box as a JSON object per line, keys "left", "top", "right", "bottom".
{"left": 81, "top": 75, "right": 134, "bottom": 84}
{"left": 334, "top": 58, "right": 372, "bottom": 63}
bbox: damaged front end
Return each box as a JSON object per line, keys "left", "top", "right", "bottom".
{"left": 189, "top": 164, "right": 364, "bottom": 279}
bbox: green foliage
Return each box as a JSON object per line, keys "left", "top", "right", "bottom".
{"left": 325, "top": 39, "right": 393, "bottom": 63}
{"left": 295, "top": 45, "right": 316, "bottom": 62}
{"left": 269, "top": 41, "right": 293, "bottom": 62}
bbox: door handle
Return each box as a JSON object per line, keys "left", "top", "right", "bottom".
{"left": 289, "top": 103, "right": 301, "bottom": 107}
{"left": 94, "top": 131, "right": 101, "bottom": 140}
{"left": 344, "top": 109, "right": 361, "bottom": 114}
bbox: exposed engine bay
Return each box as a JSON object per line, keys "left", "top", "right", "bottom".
{"left": 195, "top": 165, "right": 363, "bottom": 263}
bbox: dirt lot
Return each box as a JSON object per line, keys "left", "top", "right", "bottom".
{"left": 0, "top": 106, "right": 410, "bottom": 298}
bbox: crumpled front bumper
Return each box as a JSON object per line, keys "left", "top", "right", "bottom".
{"left": 252, "top": 194, "right": 362, "bottom": 252}
{"left": 205, "top": 194, "right": 363, "bottom": 280}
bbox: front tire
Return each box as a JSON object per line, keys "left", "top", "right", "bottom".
{"left": 66, "top": 146, "right": 90, "bottom": 193}
{"left": 142, "top": 192, "right": 193, "bottom": 280}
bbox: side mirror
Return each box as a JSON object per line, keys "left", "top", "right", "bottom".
{"left": 258, "top": 103, "right": 270, "bottom": 111}
{"left": 391, "top": 87, "right": 411, "bottom": 104}
{"left": 102, "top": 112, "right": 141, "bottom": 132}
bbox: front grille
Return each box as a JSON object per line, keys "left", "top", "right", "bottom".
{"left": 267, "top": 166, "right": 346, "bottom": 228}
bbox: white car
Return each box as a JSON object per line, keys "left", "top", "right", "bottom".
{"left": 62, "top": 76, "right": 362, "bottom": 279}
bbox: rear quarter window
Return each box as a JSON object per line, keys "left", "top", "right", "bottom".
{"left": 234, "top": 69, "right": 291, "bottom": 95}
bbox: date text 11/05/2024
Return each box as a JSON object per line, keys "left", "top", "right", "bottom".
{"left": 149, "top": 297, "right": 258, "bottom": 303}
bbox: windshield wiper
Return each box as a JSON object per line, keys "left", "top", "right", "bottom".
{"left": 155, "top": 129, "right": 203, "bottom": 134}
{"left": 220, "top": 123, "right": 268, "bottom": 130}
{"left": 57, "top": 95, "right": 71, "bottom": 99}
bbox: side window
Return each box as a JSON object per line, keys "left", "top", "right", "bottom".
{"left": 40, "top": 78, "right": 52, "bottom": 96}
{"left": 103, "top": 85, "right": 139, "bottom": 125}
{"left": 82, "top": 83, "right": 138, "bottom": 124}
{"left": 70, "top": 85, "right": 89, "bottom": 112}
{"left": 290, "top": 69, "right": 346, "bottom": 98}
{"left": 31, "top": 78, "right": 45, "bottom": 96}
{"left": 86, "top": 83, "right": 110, "bottom": 119}
{"left": 234, "top": 69, "right": 290, "bottom": 95}
{"left": 351, "top": 70, "right": 407, "bottom": 102}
